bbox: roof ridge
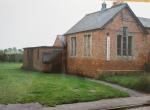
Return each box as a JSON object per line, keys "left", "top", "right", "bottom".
{"left": 64, "top": 3, "right": 132, "bottom": 35}
{"left": 86, "top": 3, "right": 127, "bottom": 16}
{"left": 85, "top": 11, "right": 100, "bottom": 16}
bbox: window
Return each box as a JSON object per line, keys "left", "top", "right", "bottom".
{"left": 117, "top": 35, "right": 122, "bottom": 56}
{"left": 42, "top": 52, "right": 51, "bottom": 64}
{"left": 128, "top": 36, "right": 132, "bottom": 56}
{"left": 37, "top": 48, "right": 39, "bottom": 59}
{"left": 123, "top": 36, "right": 127, "bottom": 55}
{"left": 70, "top": 37, "right": 76, "bottom": 56}
{"left": 84, "top": 33, "right": 91, "bottom": 56}
{"left": 27, "top": 50, "right": 29, "bottom": 59}
{"left": 106, "top": 36, "right": 110, "bottom": 61}
{"left": 122, "top": 27, "right": 127, "bottom": 56}
{"left": 117, "top": 27, "right": 133, "bottom": 56}
{"left": 123, "top": 27, "right": 127, "bottom": 37}
{"left": 117, "top": 35, "right": 133, "bottom": 56}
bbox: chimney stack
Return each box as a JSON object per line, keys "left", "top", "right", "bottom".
{"left": 112, "top": 0, "right": 124, "bottom": 6}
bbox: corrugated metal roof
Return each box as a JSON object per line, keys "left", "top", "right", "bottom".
{"left": 138, "top": 17, "right": 150, "bottom": 28}
{"left": 65, "top": 3, "right": 127, "bottom": 35}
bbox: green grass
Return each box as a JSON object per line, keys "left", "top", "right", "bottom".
{"left": 0, "top": 63, "right": 128, "bottom": 106}
{"left": 100, "top": 73, "right": 150, "bottom": 93}
{"left": 0, "top": 62, "right": 22, "bottom": 69}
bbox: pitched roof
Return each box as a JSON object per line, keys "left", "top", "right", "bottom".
{"left": 65, "top": 3, "right": 127, "bottom": 35}
{"left": 64, "top": 3, "right": 149, "bottom": 35}
{"left": 58, "top": 35, "right": 65, "bottom": 46}
{"left": 138, "top": 17, "right": 150, "bottom": 28}
{"left": 53, "top": 35, "right": 65, "bottom": 47}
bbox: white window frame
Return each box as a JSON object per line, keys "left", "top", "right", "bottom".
{"left": 70, "top": 35, "right": 77, "bottom": 57}
{"left": 117, "top": 35, "right": 133, "bottom": 57}
{"left": 83, "top": 32, "right": 92, "bottom": 57}
{"left": 106, "top": 36, "right": 110, "bottom": 61}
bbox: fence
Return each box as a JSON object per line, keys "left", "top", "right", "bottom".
{"left": 0, "top": 54, "right": 23, "bottom": 62}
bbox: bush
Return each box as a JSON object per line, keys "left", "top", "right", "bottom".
{"left": 135, "top": 76, "right": 150, "bottom": 93}
{"left": 0, "top": 54, "right": 6, "bottom": 61}
{"left": 145, "top": 53, "right": 150, "bottom": 72}
{"left": 144, "top": 63, "right": 150, "bottom": 72}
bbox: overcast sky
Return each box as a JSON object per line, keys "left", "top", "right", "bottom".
{"left": 0, "top": 0, "right": 150, "bottom": 49}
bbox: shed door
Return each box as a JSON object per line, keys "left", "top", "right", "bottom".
{"left": 27, "top": 49, "right": 33, "bottom": 69}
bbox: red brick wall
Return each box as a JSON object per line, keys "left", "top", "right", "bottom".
{"left": 101, "top": 8, "right": 148, "bottom": 71}
{"left": 33, "top": 48, "right": 52, "bottom": 72}
{"left": 146, "top": 29, "right": 150, "bottom": 52}
{"left": 53, "top": 36, "right": 62, "bottom": 47}
{"left": 23, "top": 47, "right": 63, "bottom": 73}
{"left": 23, "top": 50, "right": 28, "bottom": 68}
{"left": 65, "top": 8, "right": 150, "bottom": 78}
{"left": 66, "top": 30, "right": 107, "bottom": 77}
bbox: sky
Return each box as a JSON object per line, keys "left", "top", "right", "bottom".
{"left": 0, "top": 0, "right": 150, "bottom": 49}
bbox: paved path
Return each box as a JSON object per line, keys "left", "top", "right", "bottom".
{"left": 45, "top": 96, "right": 150, "bottom": 110}
{"left": 0, "top": 96, "right": 150, "bottom": 110}
{"left": 89, "top": 79, "right": 146, "bottom": 97}
{"left": 127, "top": 106, "right": 150, "bottom": 110}
{"left": 0, "top": 103, "right": 42, "bottom": 110}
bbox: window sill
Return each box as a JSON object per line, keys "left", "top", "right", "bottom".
{"left": 117, "top": 55, "right": 135, "bottom": 60}
{"left": 69, "top": 55, "right": 77, "bottom": 58}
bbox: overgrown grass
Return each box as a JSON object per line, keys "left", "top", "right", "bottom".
{"left": 100, "top": 73, "right": 150, "bottom": 93}
{"left": 0, "top": 62, "right": 22, "bottom": 69}
{"left": 0, "top": 63, "right": 129, "bottom": 106}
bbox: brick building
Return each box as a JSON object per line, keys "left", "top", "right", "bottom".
{"left": 23, "top": 46, "right": 63, "bottom": 72}
{"left": 64, "top": 3, "right": 150, "bottom": 78}
{"left": 23, "top": 3, "right": 150, "bottom": 78}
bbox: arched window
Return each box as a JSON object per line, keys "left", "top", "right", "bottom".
{"left": 84, "top": 33, "right": 92, "bottom": 56}
{"left": 70, "top": 36, "right": 76, "bottom": 56}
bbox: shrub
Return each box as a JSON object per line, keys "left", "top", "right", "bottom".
{"left": 144, "top": 63, "right": 150, "bottom": 72}
{"left": 135, "top": 76, "right": 150, "bottom": 93}
{"left": 0, "top": 54, "right": 6, "bottom": 61}
{"left": 145, "top": 53, "right": 150, "bottom": 72}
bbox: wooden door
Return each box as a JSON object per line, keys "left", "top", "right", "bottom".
{"left": 27, "top": 49, "right": 33, "bottom": 69}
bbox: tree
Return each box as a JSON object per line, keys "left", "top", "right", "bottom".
{"left": 18, "top": 49, "right": 23, "bottom": 54}
{"left": 13, "top": 47, "right": 17, "bottom": 53}
{"left": 4, "top": 49, "right": 8, "bottom": 54}
{"left": 7, "top": 48, "right": 12, "bottom": 54}
{"left": 0, "top": 50, "right": 3, "bottom": 54}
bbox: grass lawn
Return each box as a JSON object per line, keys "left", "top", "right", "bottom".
{"left": 100, "top": 73, "right": 150, "bottom": 93}
{"left": 0, "top": 62, "right": 128, "bottom": 106}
